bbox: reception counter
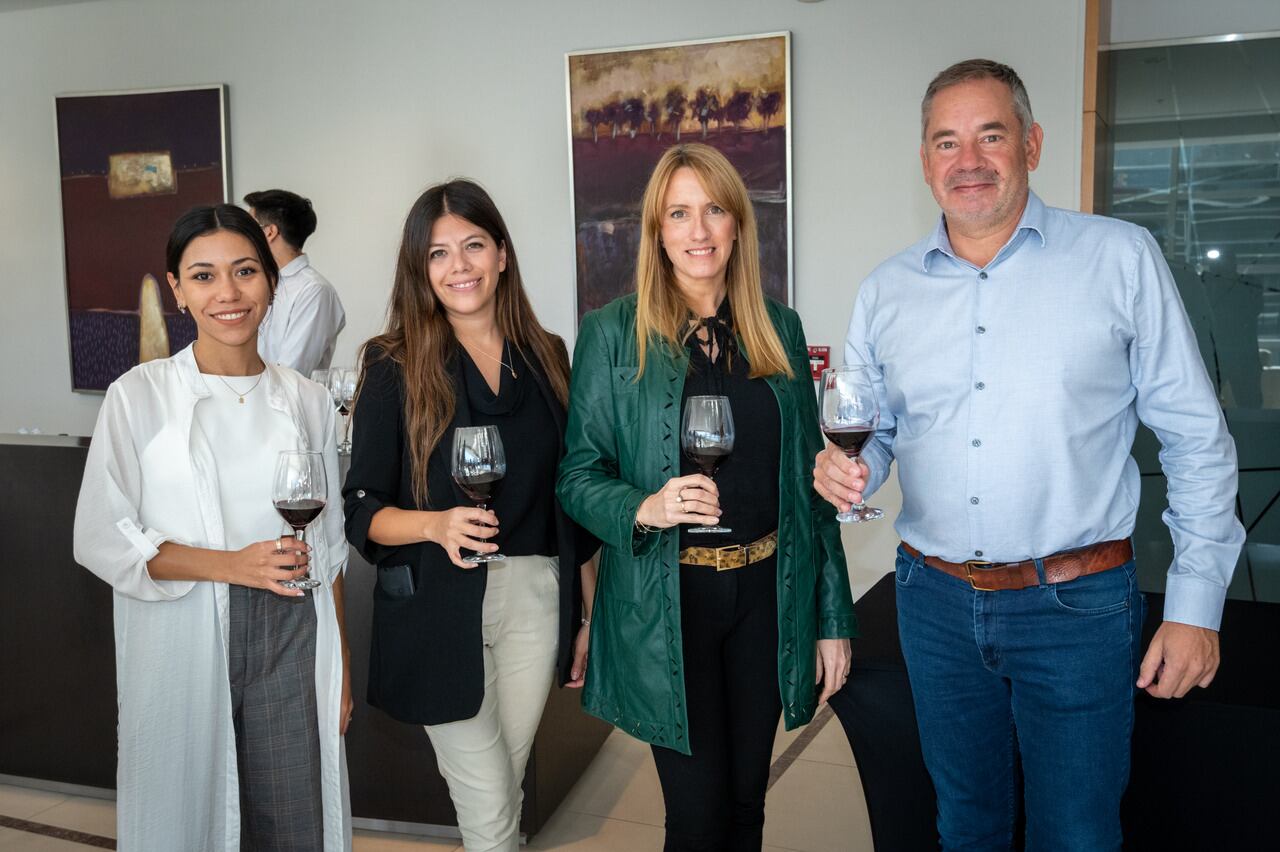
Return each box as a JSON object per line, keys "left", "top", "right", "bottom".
{"left": 0, "top": 434, "right": 612, "bottom": 839}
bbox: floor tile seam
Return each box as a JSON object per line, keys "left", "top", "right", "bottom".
{"left": 0, "top": 813, "right": 115, "bottom": 848}
{"left": 553, "top": 806, "right": 665, "bottom": 828}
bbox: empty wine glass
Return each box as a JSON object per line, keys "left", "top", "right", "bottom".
{"left": 819, "top": 366, "right": 884, "bottom": 523}
{"left": 451, "top": 425, "right": 507, "bottom": 563}
{"left": 310, "top": 368, "right": 330, "bottom": 389}
{"left": 273, "top": 450, "right": 327, "bottom": 590}
{"left": 681, "top": 395, "right": 735, "bottom": 534}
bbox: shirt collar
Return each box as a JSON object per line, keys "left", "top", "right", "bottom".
{"left": 920, "top": 190, "right": 1048, "bottom": 272}
{"left": 279, "top": 253, "right": 310, "bottom": 277}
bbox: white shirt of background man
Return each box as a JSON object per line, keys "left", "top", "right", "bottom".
{"left": 258, "top": 253, "right": 346, "bottom": 375}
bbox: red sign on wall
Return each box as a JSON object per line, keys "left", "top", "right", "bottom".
{"left": 808, "top": 345, "right": 830, "bottom": 380}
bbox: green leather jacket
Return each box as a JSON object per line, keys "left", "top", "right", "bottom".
{"left": 556, "top": 294, "right": 856, "bottom": 755}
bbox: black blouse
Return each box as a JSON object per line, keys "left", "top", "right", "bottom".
{"left": 459, "top": 346, "right": 558, "bottom": 557}
{"left": 678, "top": 300, "right": 782, "bottom": 549}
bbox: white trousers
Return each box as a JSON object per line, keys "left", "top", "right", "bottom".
{"left": 424, "top": 555, "right": 560, "bottom": 852}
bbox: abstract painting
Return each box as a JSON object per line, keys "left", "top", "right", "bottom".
{"left": 566, "top": 32, "right": 792, "bottom": 320}
{"left": 55, "top": 85, "right": 228, "bottom": 391}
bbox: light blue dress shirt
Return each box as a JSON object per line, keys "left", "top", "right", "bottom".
{"left": 847, "top": 191, "right": 1244, "bottom": 630}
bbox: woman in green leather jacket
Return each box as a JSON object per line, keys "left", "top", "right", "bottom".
{"left": 557, "top": 143, "right": 856, "bottom": 850}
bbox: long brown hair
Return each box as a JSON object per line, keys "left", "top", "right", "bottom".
{"left": 361, "top": 179, "right": 570, "bottom": 507}
{"left": 634, "top": 143, "right": 792, "bottom": 380}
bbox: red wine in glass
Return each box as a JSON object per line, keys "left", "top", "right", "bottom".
{"left": 819, "top": 367, "right": 884, "bottom": 523}
{"left": 275, "top": 498, "right": 325, "bottom": 529}
{"left": 272, "top": 451, "right": 328, "bottom": 589}
{"left": 682, "top": 395, "right": 734, "bottom": 534}
{"left": 451, "top": 425, "right": 508, "bottom": 563}
{"left": 822, "top": 427, "right": 874, "bottom": 456}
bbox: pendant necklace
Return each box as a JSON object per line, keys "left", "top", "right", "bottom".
{"left": 467, "top": 338, "right": 518, "bottom": 379}
{"left": 214, "top": 371, "right": 265, "bottom": 404}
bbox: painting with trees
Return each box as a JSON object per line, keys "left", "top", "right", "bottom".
{"left": 566, "top": 32, "right": 791, "bottom": 320}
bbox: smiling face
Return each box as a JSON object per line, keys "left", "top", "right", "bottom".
{"left": 425, "top": 213, "right": 507, "bottom": 322}
{"left": 659, "top": 166, "right": 737, "bottom": 293}
{"left": 920, "top": 77, "right": 1043, "bottom": 237}
{"left": 166, "top": 229, "right": 272, "bottom": 357}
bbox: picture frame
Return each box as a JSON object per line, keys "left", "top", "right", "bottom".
{"left": 54, "top": 84, "right": 230, "bottom": 391}
{"left": 566, "top": 32, "right": 792, "bottom": 321}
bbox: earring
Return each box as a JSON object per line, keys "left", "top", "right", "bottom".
{"left": 178, "top": 305, "right": 187, "bottom": 315}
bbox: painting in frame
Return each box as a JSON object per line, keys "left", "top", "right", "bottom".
{"left": 566, "top": 32, "right": 792, "bottom": 321}
{"left": 55, "top": 84, "right": 229, "bottom": 391}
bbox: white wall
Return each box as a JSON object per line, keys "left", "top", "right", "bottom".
{"left": 1108, "top": 0, "right": 1280, "bottom": 45}
{"left": 0, "top": 0, "right": 1085, "bottom": 576}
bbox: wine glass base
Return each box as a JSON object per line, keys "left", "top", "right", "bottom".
{"left": 837, "top": 507, "right": 884, "bottom": 524}
{"left": 281, "top": 576, "right": 321, "bottom": 591}
{"left": 688, "top": 525, "right": 733, "bottom": 534}
{"left": 463, "top": 553, "right": 507, "bottom": 564}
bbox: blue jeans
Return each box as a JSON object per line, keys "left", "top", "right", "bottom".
{"left": 895, "top": 545, "right": 1145, "bottom": 851}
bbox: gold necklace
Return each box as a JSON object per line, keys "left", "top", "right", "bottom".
{"left": 464, "top": 338, "right": 517, "bottom": 379}
{"left": 213, "top": 371, "right": 265, "bottom": 404}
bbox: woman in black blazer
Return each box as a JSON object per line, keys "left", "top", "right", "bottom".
{"left": 342, "top": 179, "right": 596, "bottom": 852}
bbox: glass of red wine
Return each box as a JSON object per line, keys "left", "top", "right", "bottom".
{"left": 819, "top": 366, "right": 884, "bottom": 523}
{"left": 681, "top": 395, "right": 735, "bottom": 534}
{"left": 273, "top": 450, "right": 327, "bottom": 590}
{"left": 451, "top": 425, "right": 507, "bottom": 564}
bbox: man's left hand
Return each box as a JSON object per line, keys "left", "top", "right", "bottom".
{"left": 1136, "top": 621, "right": 1220, "bottom": 699}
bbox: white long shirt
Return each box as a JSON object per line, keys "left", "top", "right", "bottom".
{"left": 73, "top": 344, "right": 352, "bottom": 851}
{"left": 259, "top": 254, "right": 346, "bottom": 375}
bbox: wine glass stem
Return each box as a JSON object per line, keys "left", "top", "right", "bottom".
{"left": 845, "top": 451, "right": 868, "bottom": 510}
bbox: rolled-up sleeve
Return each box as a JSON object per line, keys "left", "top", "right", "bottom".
{"left": 342, "top": 354, "right": 405, "bottom": 565}
{"left": 73, "top": 383, "right": 194, "bottom": 602}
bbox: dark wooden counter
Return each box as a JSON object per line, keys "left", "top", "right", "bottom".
{"left": 0, "top": 435, "right": 611, "bottom": 839}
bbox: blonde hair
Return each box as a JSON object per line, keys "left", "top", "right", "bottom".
{"left": 634, "top": 143, "right": 792, "bottom": 380}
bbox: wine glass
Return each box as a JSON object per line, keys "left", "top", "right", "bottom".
{"left": 273, "top": 450, "right": 327, "bottom": 590}
{"left": 309, "top": 368, "right": 330, "bottom": 389}
{"left": 681, "top": 395, "right": 734, "bottom": 534}
{"left": 328, "top": 368, "right": 357, "bottom": 455}
{"left": 451, "top": 425, "right": 507, "bottom": 563}
{"left": 819, "top": 366, "right": 884, "bottom": 523}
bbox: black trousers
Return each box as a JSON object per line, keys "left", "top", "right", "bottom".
{"left": 651, "top": 554, "right": 782, "bottom": 852}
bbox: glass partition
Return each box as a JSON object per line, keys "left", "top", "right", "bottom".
{"left": 1106, "top": 36, "right": 1280, "bottom": 602}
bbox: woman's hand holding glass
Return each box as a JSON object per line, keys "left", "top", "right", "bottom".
{"left": 224, "top": 539, "right": 312, "bottom": 597}
{"left": 423, "top": 507, "right": 501, "bottom": 569}
{"left": 635, "top": 474, "right": 721, "bottom": 530}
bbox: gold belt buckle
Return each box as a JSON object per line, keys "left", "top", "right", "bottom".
{"left": 715, "top": 544, "right": 746, "bottom": 571}
{"left": 964, "top": 559, "right": 998, "bottom": 591}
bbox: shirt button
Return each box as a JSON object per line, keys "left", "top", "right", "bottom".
{"left": 976, "top": 325, "right": 986, "bottom": 334}
{"left": 971, "top": 439, "right": 982, "bottom": 447}
{"left": 970, "top": 497, "right": 980, "bottom": 505}
{"left": 975, "top": 550, "right": 984, "bottom": 557}
{"left": 975, "top": 381, "right": 985, "bottom": 390}
{"left": 979, "top": 272, "right": 988, "bottom": 280}
{"left": 356, "top": 489, "right": 366, "bottom": 498}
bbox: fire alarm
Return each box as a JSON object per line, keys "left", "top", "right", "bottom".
{"left": 808, "top": 345, "right": 830, "bottom": 380}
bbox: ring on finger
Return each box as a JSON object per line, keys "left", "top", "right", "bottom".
{"left": 675, "top": 488, "right": 685, "bottom": 504}
{"left": 276, "top": 537, "right": 284, "bottom": 551}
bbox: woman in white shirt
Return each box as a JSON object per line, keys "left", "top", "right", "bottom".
{"left": 73, "top": 204, "right": 353, "bottom": 851}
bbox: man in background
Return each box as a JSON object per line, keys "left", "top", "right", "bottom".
{"left": 245, "top": 189, "right": 346, "bottom": 375}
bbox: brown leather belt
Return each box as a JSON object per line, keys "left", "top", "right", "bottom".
{"left": 679, "top": 531, "right": 778, "bottom": 571}
{"left": 901, "top": 539, "right": 1132, "bottom": 592}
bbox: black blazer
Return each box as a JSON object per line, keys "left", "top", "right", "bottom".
{"left": 343, "top": 341, "right": 598, "bottom": 726}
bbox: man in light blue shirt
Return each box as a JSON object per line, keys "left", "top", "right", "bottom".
{"left": 815, "top": 60, "right": 1244, "bottom": 849}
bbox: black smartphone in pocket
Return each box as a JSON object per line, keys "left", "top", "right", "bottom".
{"left": 377, "top": 564, "right": 416, "bottom": 599}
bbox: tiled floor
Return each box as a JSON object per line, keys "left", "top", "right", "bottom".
{"left": 0, "top": 714, "right": 873, "bottom": 851}
{"left": 0, "top": 567, "right": 891, "bottom": 851}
